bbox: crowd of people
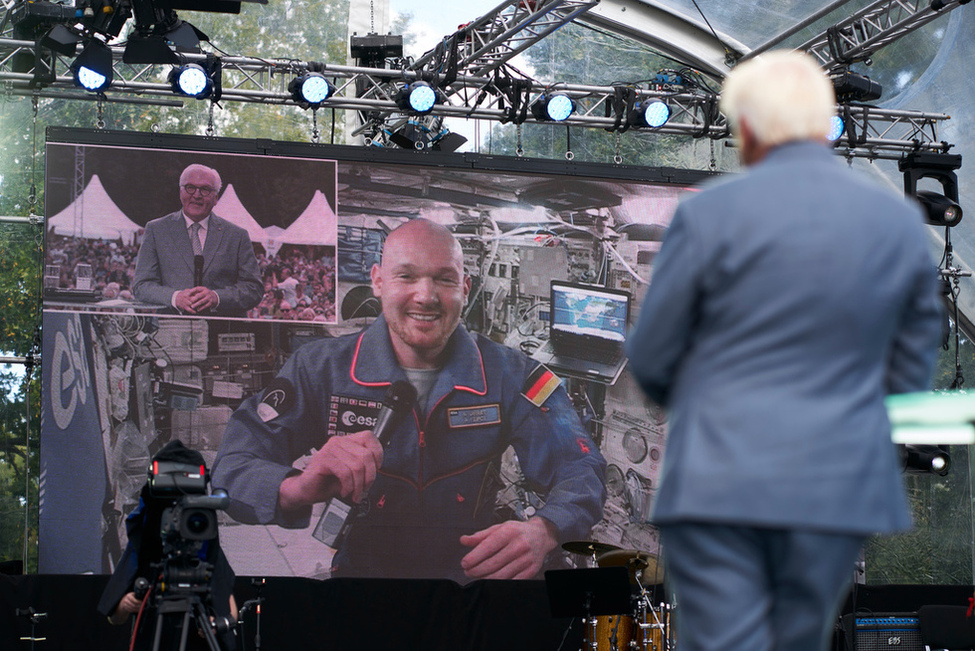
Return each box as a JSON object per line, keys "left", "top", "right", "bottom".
{"left": 45, "top": 232, "right": 337, "bottom": 322}
{"left": 248, "top": 248, "right": 337, "bottom": 322}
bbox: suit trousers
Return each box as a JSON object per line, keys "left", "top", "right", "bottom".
{"left": 659, "top": 523, "right": 866, "bottom": 651}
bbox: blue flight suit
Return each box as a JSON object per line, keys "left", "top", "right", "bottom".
{"left": 212, "top": 316, "right": 606, "bottom": 582}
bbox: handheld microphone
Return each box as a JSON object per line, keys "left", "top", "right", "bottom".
{"left": 313, "top": 381, "right": 416, "bottom": 549}
{"left": 194, "top": 255, "right": 204, "bottom": 287}
{"left": 373, "top": 380, "right": 417, "bottom": 447}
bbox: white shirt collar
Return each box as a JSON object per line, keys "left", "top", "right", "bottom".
{"left": 182, "top": 213, "right": 210, "bottom": 231}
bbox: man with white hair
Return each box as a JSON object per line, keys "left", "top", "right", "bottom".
{"left": 133, "top": 163, "right": 263, "bottom": 317}
{"left": 626, "top": 51, "right": 942, "bottom": 650}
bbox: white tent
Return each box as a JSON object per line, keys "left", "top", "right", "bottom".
{"left": 278, "top": 190, "right": 338, "bottom": 248}
{"left": 47, "top": 174, "right": 142, "bottom": 242}
{"left": 213, "top": 184, "right": 269, "bottom": 249}
{"left": 264, "top": 225, "right": 286, "bottom": 259}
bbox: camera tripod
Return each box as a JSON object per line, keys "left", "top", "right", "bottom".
{"left": 151, "top": 591, "right": 224, "bottom": 651}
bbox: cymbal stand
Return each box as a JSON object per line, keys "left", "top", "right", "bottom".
{"left": 633, "top": 573, "right": 669, "bottom": 651}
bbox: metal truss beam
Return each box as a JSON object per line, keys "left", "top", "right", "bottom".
{"left": 798, "top": 0, "right": 970, "bottom": 72}
{"left": 411, "top": 0, "right": 600, "bottom": 81}
{"left": 0, "top": 36, "right": 952, "bottom": 160}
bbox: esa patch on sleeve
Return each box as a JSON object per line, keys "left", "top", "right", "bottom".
{"left": 257, "top": 378, "right": 295, "bottom": 422}
{"left": 521, "top": 364, "right": 561, "bottom": 407}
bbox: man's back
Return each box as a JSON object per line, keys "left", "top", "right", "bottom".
{"left": 627, "top": 141, "right": 942, "bottom": 534}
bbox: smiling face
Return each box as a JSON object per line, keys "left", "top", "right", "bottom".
{"left": 371, "top": 219, "right": 471, "bottom": 369}
{"left": 179, "top": 166, "right": 220, "bottom": 223}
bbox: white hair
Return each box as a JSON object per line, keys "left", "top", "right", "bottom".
{"left": 179, "top": 163, "right": 223, "bottom": 192}
{"left": 720, "top": 50, "right": 836, "bottom": 148}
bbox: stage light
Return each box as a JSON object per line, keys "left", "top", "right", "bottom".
{"left": 387, "top": 119, "right": 468, "bottom": 152}
{"left": 532, "top": 93, "right": 575, "bottom": 122}
{"left": 831, "top": 71, "right": 883, "bottom": 102}
{"left": 899, "top": 152, "right": 964, "bottom": 227}
{"left": 169, "top": 58, "right": 221, "bottom": 100}
{"left": 171, "top": 64, "right": 210, "bottom": 97}
{"left": 827, "top": 115, "right": 845, "bottom": 142}
{"left": 70, "top": 40, "right": 113, "bottom": 93}
{"left": 902, "top": 445, "right": 951, "bottom": 476}
{"left": 916, "top": 190, "right": 963, "bottom": 227}
{"left": 40, "top": 24, "right": 81, "bottom": 57}
{"left": 395, "top": 81, "right": 439, "bottom": 114}
{"left": 629, "top": 99, "right": 670, "bottom": 129}
{"left": 289, "top": 73, "right": 336, "bottom": 108}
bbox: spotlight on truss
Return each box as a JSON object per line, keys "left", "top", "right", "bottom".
{"left": 900, "top": 152, "right": 964, "bottom": 227}
{"left": 169, "top": 57, "right": 221, "bottom": 100}
{"left": 629, "top": 99, "right": 670, "bottom": 129}
{"left": 532, "top": 93, "right": 575, "bottom": 122}
{"left": 826, "top": 115, "right": 845, "bottom": 142}
{"left": 395, "top": 81, "right": 439, "bottom": 115}
{"left": 289, "top": 72, "right": 336, "bottom": 108}
{"left": 831, "top": 71, "right": 882, "bottom": 103}
{"left": 71, "top": 39, "right": 114, "bottom": 93}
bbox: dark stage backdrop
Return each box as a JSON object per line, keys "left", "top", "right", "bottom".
{"left": 3, "top": 574, "right": 971, "bottom": 651}
{"left": 39, "top": 127, "right": 713, "bottom": 582}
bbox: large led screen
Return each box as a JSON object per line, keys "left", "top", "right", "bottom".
{"left": 40, "top": 128, "right": 713, "bottom": 582}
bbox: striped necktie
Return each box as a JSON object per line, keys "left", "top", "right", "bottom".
{"left": 189, "top": 222, "right": 203, "bottom": 256}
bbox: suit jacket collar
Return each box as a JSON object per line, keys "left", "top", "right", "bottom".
{"left": 760, "top": 140, "right": 834, "bottom": 168}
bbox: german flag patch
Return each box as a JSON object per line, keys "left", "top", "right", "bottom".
{"left": 522, "top": 364, "right": 562, "bottom": 407}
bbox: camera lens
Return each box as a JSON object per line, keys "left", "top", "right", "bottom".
{"left": 186, "top": 511, "right": 209, "bottom": 535}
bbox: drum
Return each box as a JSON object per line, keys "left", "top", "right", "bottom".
{"left": 592, "top": 604, "right": 670, "bottom": 651}
{"left": 594, "top": 613, "right": 643, "bottom": 651}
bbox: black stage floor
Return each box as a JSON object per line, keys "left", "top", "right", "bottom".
{"left": 2, "top": 574, "right": 972, "bottom": 650}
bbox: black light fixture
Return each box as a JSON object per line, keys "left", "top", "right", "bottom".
{"left": 40, "top": 24, "right": 81, "bottom": 57}
{"left": 289, "top": 72, "right": 336, "bottom": 108}
{"left": 902, "top": 444, "right": 951, "bottom": 476}
{"left": 531, "top": 92, "right": 575, "bottom": 122}
{"left": 394, "top": 81, "right": 439, "bottom": 115}
{"left": 71, "top": 39, "right": 114, "bottom": 93}
{"left": 899, "top": 152, "right": 964, "bottom": 227}
{"left": 628, "top": 99, "right": 670, "bottom": 129}
{"left": 124, "top": 18, "right": 208, "bottom": 64}
{"left": 386, "top": 118, "right": 468, "bottom": 152}
{"left": 169, "top": 56, "right": 221, "bottom": 100}
{"left": 831, "top": 71, "right": 883, "bottom": 103}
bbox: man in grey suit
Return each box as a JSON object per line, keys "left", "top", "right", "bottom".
{"left": 625, "top": 51, "right": 943, "bottom": 651}
{"left": 133, "top": 163, "right": 264, "bottom": 317}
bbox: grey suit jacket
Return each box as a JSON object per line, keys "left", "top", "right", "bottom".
{"left": 625, "top": 141, "right": 943, "bottom": 536}
{"left": 132, "top": 211, "right": 264, "bottom": 317}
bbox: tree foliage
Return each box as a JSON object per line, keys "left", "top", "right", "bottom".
{"left": 865, "top": 329, "right": 975, "bottom": 585}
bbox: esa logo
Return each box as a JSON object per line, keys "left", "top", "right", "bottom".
{"left": 342, "top": 411, "right": 378, "bottom": 428}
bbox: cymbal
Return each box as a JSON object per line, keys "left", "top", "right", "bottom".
{"left": 597, "top": 549, "right": 664, "bottom": 584}
{"left": 561, "top": 540, "right": 622, "bottom": 556}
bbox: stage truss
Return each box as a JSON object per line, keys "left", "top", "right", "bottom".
{"left": 0, "top": 0, "right": 965, "bottom": 160}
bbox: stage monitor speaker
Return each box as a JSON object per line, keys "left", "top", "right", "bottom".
{"left": 842, "top": 613, "right": 922, "bottom": 651}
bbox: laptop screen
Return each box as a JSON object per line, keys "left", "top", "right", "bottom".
{"left": 550, "top": 281, "right": 631, "bottom": 343}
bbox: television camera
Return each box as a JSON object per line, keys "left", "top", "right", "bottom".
{"left": 142, "top": 456, "right": 234, "bottom": 651}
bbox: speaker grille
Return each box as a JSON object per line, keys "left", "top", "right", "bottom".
{"left": 842, "top": 613, "right": 923, "bottom": 651}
